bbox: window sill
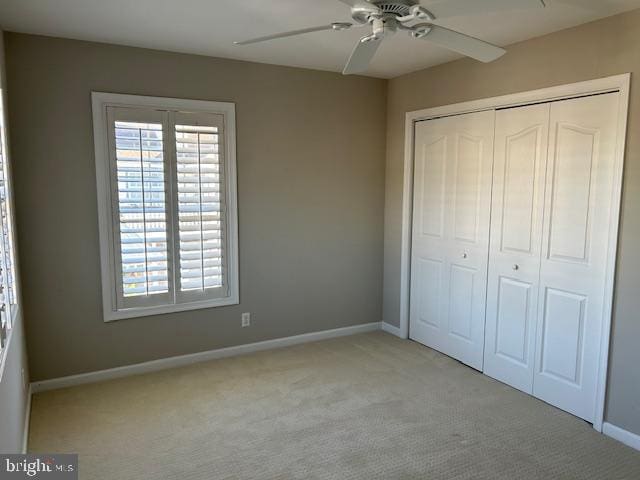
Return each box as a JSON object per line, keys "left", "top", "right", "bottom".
{"left": 104, "top": 294, "right": 239, "bottom": 322}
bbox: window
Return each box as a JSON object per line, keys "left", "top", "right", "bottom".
{"left": 92, "top": 93, "right": 238, "bottom": 321}
{"left": 0, "top": 87, "right": 18, "bottom": 355}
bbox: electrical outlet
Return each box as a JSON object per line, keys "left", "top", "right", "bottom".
{"left": 241, "top": 312, "right": 251, "bottom": 327}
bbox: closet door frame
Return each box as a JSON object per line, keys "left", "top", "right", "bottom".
{"left": 398, "top": 73, "right": 630, "bottom": 433}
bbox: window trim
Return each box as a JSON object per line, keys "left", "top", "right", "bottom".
{"left": 92, "top": 92, "right": 239, "bottom": 322}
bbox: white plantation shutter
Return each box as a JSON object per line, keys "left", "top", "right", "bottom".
{"left": 173, "top": 112, "right": 227, "bottom": 300}
{"left": 94, "top": 93, "right": 238, "bottom": 320}
{"left": 107, "top": 107, "right": 174, "bottom": 309}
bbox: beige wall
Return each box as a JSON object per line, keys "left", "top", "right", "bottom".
{"left": 4, "top": 33, "right": 387, "bottom": 382}
{"left": 384, "top": 10, "right": 640, "bottom": 435}
{"left": 0, "top": 29, "right": 30, "bottom": 454}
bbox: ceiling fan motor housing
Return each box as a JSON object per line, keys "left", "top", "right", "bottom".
{"left": 351, "top": 0, "right": 420, "bottom": 24}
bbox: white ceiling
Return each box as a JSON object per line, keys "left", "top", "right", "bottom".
{"left": 0, "top": 0, "right": 639, "bottom": 78}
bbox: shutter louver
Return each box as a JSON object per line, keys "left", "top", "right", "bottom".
{"left": 114, "top": 121, "right": 170, "bottom": 297}
{"left": 175, "top": 124, "right": 224, "bottom": 292}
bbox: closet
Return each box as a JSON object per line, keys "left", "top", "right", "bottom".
{"left": 409, "top": 92, "right": 621, "bottom": 423}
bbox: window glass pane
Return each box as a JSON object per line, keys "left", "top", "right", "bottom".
{"left": 175, "top": 124, "right": 223, "bottom": 292}
{"left": 114, "top": 121, "right": 169, "bottom": 297}
{"left": 0, "top": 88, "right": 16, "bottom": 321}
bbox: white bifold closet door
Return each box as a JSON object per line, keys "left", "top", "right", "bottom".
{"left": 409, "top": 110, "right": 494, "bottom": 370}
{"left": 533, "top": 93, "right": 619, "bottom": 422}
{"left": 484, "top": 93, "right": 620, "bottom": 422}
{"left": 483, "top": 103, "right": 550, "bottom": 393}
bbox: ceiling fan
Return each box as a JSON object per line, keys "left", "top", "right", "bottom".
{"left": 234, "top": 0, "right": 546, "bottom": 75}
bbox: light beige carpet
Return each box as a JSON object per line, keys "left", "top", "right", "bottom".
{"left": 29, "top": 331, "right": 640, "bottom": 479}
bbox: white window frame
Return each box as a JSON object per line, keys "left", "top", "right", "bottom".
{"left": 92, "top": 92, "right": 239, "bottom": 322}
{"left": 0, "top": 84, "right": 21, "bottom": 378}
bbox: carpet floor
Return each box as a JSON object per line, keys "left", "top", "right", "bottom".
{"left": 28, "top": 331, "right": 640, "bottom": 479}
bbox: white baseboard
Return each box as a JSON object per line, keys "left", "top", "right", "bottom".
{"left": 381, "top": 322, "right": 402, "bottom": 338}
{"left": 31, "top": 322, "right": 382, "bottom": 393}
{"left": 603, "top": 422, "right": 640, "bottom": 451}
{"left": 22, "top": 385, "right": 31, "bottom": 454}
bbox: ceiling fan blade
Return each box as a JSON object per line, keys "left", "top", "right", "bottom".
{"left": 426, "top": 0, "right": 545, "bottom": 19}
{"left": 235, "top": 24, "right": 343, "bottom": 46}
{"left": 423, "top": 25, "right": 506, "bottom": 62}
{"left": 343, "top": 36, "right": 383, "bottom": 75}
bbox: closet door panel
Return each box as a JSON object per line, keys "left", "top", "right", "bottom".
{"left": 500, "top": 128, "right": 540, "bottom": 254}
{"left": 539, "top": 288, "right": 587, "bottom": 384}
{"left": 494, "top": 277, "right": 533, "bottom": 365}
{"left": 533, "top": 93, "right": 619, "bottom": 422}
{"left": 453, "top": 134, "right": 482, "bottom": 243}
{"left": 419, "top": 136, "right": 447, "bottom": 238}
{"left": 484, "top": 103, "right": 550, "bottom": 393}
{"left": 546, "top": 125, "right": 596, "bottom": 262}
{"left": 448, "top": 263, "right": 476, "bottom": 341}
{"left": 414, "top": 257, "right": 444, "bottom": 330}
{"left": 410, "top": 110, "right": 494, "bottom": 370}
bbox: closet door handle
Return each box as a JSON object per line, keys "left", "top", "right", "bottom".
{"left": 462, "top": 253, "right": 468, "bottom": 259}
{"left": 512, "top": 264, "right": 520, "bottom": 271}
